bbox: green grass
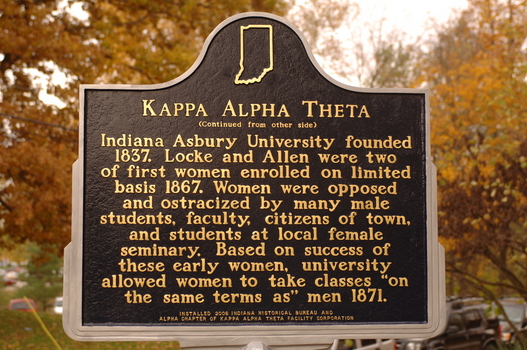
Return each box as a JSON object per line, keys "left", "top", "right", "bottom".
{"left": 0, "top": 310, "right": 182, "bottom": 350}
{"left": 0, "top": 289, "right": 181, "bottom": 350}
{"left": 0, "top": 288, "right": 14, "bottom": 309}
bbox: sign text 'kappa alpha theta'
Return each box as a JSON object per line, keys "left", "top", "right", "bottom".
{"left": 64, "top": 12, "right": 445, "bottom": 349}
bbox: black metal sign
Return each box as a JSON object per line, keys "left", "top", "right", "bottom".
{"left": 64, "top": 12, "right": 444, "bottom": 348}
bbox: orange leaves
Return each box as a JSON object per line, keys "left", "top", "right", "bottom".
{"left": 0, "top": 136, "right": 75, "bottom": 251}
{"left": 0, "top": 0, "right": 288, "bottom": 255}
{"left": 83, "top": 0, "right": 288, "bottom": 85}
{"left": 423, "top": 0, "right": 527, "bottom": 292}
{"left": 425, "top": 1, "right": 527, "bottom": 182}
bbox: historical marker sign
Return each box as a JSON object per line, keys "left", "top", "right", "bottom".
{"left": 64, "top": 12, "right": 445, "bottom": 349}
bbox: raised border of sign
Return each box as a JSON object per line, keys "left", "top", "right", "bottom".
{"left": 64, "top": 12, "right": 446, "bottom": 349}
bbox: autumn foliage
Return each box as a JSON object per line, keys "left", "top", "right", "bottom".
{"left": 416, "top": 0, "right": 527, "bottom": 297}
{"left": 0, "top": 0, "right": 287, "bottom": 255}
{"left": 2, "top": 0, "right": 527, "bottom": 299}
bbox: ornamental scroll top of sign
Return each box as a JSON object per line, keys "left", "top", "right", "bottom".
{"left": 64, "top": 12, "right": 445, "bottom": 350}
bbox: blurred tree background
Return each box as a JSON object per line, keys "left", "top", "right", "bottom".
{"left": 15, "top": 243, "right": 63, "bottom": 310}
{"left": 349, "top": 0, "right": 527, "bottom": 301}
{"left": 1, "top": 0, "right": 527, "bottom": 304}
{"left": 0, "top": 0, "right": 289, "bottom": 256}
{"left": 421, "top": 0, "right": 527, "bottom": 301}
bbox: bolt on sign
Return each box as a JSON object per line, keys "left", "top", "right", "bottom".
{"left": 64, "top": 12, "right": 445, "bottom": 349}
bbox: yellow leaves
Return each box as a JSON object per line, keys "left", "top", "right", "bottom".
{"left": 426, "top": 16, "right": 527, "bottom": 167}
{"left": 84, "top": 0, "right": 288, "bottom": 85}
{"left": 439, "top": 236, "right": 458, "bottom": 251}
{"left": 520, "top": 156, "right": 527, "bottom": 169}
{"left": 428, "top": 0, "right": 527, "bottom": 288}
{"left": 1, "top": 0, "right": 290, "bottom": 254}
{"left": 461, "top": 215, "right": 497, "bottom": 230}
